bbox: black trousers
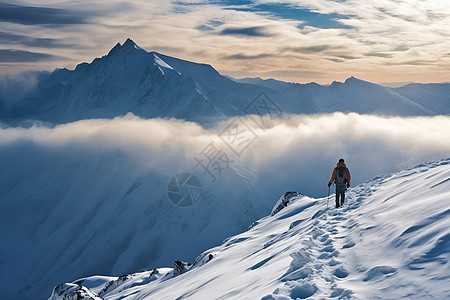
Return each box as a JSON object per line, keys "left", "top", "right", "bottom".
{"left": 335, "top": 185, "right": 346, "bottom": 208}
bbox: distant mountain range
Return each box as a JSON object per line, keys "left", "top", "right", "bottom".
{"left": 0, "top": 38, "right": 449, "bottom": 125}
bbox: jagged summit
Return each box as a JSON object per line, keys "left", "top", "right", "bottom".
{"left": 123, "top": 37, "right": 137, "bottom": 47}
{"left": 77, "top": 38, "right": 218, "bottom": 78}
{"left": 107, "top": 38, "right": 144, "bottom": 56}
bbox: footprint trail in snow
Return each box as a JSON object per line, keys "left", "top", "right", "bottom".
{"left": 266, "top": 178, "right": 394, "bottom": 300}
{"left": 267, "top": 201, "right": 359, "bottom": 299}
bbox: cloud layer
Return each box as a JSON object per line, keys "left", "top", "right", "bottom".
{"left": 0, "top": 3, "right": 94, "bottom": 25}
{"left": 0, "top": 0, "right": 449, "bottom": 83}
{"left": 1, "top": 113, "right": 449, "bottom": 200}
{"left": 0, "top": 49, "right": 63, "bottom": 62}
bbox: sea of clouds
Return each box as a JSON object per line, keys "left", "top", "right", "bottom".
{"left": 1, "top": 112, "right": 449, "bottom": 201}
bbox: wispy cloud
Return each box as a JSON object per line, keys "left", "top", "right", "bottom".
{"left": 290, "top": 45, "right": 332, "bottom": 53}
{"left": 0, "top": 3, "right": 93, "bottom": 25}
{"left": 365, "top": 52, "right": 393, "bottom": 58}
{"left": 0, "top": 49, "right": 64, "bottom": 62}
{"left": 220, "top": 25, "right": 274, "bottom": 37}
{"left": 0, "top": 32, "right": 72, "bottom": 48}
{"left": 0, "top": 0, "right": 449, "bottom": 83}
{"left": 226, "top": 53, "right": 273, "bottom": 60}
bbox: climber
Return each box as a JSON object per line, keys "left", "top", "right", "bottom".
{"left": 328, "top": 158, "right": 351, "bottom": 208}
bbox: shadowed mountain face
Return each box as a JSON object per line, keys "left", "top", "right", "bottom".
{"left": 8, "top": 39, "right": 240, "bottom": 124}
{"left": 1, "top": 38, "right": 448, "bottom": 126}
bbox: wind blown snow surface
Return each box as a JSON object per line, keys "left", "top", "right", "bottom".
{"left": 1, "top": 114, "right": 450, "bottom": 299}
{"left": 49, "top": 158, "right": 450, "bottom": 299}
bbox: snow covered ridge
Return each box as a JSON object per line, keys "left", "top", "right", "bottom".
{"left": 49, "top": 158, "right": 450, "bottom": 299}
{"left": 1, "top": 38, "right": 450, "bottom": 125}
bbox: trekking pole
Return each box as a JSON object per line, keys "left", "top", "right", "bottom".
{"left": 327, "top": 185, "right": 330, "bottom": 208}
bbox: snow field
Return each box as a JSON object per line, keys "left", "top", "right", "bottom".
{"left": 52, "top": 158, "right": 450, "bottom": 299}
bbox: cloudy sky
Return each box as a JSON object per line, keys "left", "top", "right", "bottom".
{"left": 0, "top": 0, "right": 449, "bottom": 84}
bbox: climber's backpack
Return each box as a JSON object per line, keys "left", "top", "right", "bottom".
{"left": 335, "top": 166, "right": 347, "bottom": 185}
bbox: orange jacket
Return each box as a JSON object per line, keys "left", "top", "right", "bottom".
{"left": 329, "top": 161, "right": 351, "bottom": 185}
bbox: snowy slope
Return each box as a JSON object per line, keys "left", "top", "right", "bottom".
{"left": 0, "top": 39, "right": 445, "bottom": 126}
{"left": 49, "top": 158, "right": 450, "bottom": 299}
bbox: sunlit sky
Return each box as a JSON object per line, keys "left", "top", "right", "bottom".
{"left": 1, "top": 0, "right": 449, "bottom": 84}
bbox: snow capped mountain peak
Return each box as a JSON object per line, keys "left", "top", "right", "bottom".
{"left": 5, "top": 38, "right": 237, "bottom": 123}
{"left": 106, "top": 38, "right": 145, "bottom": 57}
{"left": 123, "top": 38, "right": 145, "bottom": 52}
{"left": 123, "top": 37, "right": 137, "bottom": 48}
